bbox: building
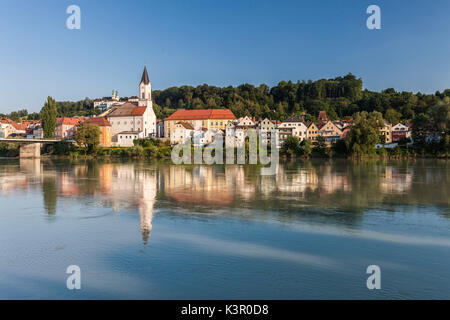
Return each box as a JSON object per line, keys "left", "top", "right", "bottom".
{"left": 392, "top": 123, "right": 411, "bottom": 142}
{"left": 117, "top": 132, "right": 142, "bottom": 147}
{"left": 85, "top": 117, "right": 112, "bottom": 147}
{"left": 278, "top": 116, "right": 307, "bottom": 140}
{"left": 278, "top": 127, "right": 294, "bottom": 146}
{"left": 156, "top": 120, "right": 164, "bottom": 138}
{"left": 192, "top": 128, "right": 224, "bottom": 147}
{"left": 225, "top": 116, "right": 257, "bottom": 147}
{"left": 0, "top": 118, "right": 27, "bottom": 138}
{"left": 380, "top": 122, "right": 393, "bottom": 144}
{"left": 317, "top": 111, "right": 328, "bottom": 126}
{"left": 306, "top": 123, "right": 320, "bottom": 141}
{"left": 105, "top": 66, "right": 157, "bottom": 146}
{"left": 258, "top": 118, "right": 278, "bottom": 144}
{"left": 164, "top": 109, "right": 236, "bottom": 138}
{"left": 55, "top": 117, "right": 81, "bottom": 140}
{"left": 319, "top": 121, "right": 343, "bottom": 144}
{"left": 171, "top": 122, "right": 195, "bottom": 144}
{"left": 93, "top": 90, "right": 125, "bottom": 111}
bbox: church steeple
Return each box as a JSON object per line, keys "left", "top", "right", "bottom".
{"left": 140, "top": 66, "right": 150, "bottom": 85}
{"left": 139, "top": 66, "right": 152, "bottom": 103}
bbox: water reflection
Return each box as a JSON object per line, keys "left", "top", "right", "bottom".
{"left": 0, "top": 159, "right": 448, "bottom": 244}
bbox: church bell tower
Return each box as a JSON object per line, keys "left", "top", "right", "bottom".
{"left": 139, "top": 66, "right": 152, "bottom": 106}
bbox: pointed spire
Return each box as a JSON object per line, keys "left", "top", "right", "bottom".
{"left": 140, "top": 66, "right": 150, "bottom": 85}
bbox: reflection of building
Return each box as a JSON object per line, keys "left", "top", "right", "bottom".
{"left": 380, "top": 166, "right": 413, "bottom": 193}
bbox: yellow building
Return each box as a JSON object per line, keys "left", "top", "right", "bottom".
{"left": 164, "top": 109, "right": 236, "bottom": 138}
{"left": 306, "top": 123, "right": 320, "bottom": 141}
{"left": 85, "top": 117, "right": 112, "bottom": 147}
{"left": 380, "top": 123, "right": 392, "bottom": 144}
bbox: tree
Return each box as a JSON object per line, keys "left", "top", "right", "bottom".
{"left": 384, "top": 108, "right": 402, "bottom": 124}
{"left": 282, "top": 136, "right": 301, "bottom": 157}
{"left": 345, "top": 111, "right": 383, "bottom": 156}
{"left": 314, "top": 135, "right": 328, "bottom": 156}
{"left": 41, "top": 96, "right": 57, "bottom": 138}
{"left": 75, "top": 123, "right": 100, "bottom": 154}
{"left": 301, "top": 138, "right": 313, "bottom": 157}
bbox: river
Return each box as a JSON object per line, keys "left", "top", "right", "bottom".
{"left": 0, "top": 159, "right": 449, "bottom": 299}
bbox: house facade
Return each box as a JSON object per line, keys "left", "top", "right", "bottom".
{"left": 258, "top": 118, "right": 278, "bottom": 144}
{"left": 319, "top": 121, "right": 343, "bottom": 144}
{"left": 225, "top": 116, "right": 257, "bottom": 147}
{"left": 306, "top": 123, "right": 320, "bottom": 141}
{"left": 85, "top": 117, "right": 112, "bottom": 147}
{"left": 380, "top": 122, "right": 393, "bottom": 144}
{"left": 164, "top": 109, "right": 236, "bottom": 138}
{"left": 392, "top": 123, "right": 411, "bottom": 142}
{"left": 278, "top": 116, "right": 307, "bottom": 140}
{"left": 55, "top": 117, "right": 81, "bottom": 140}
{"left": 171, "top": 122, "right": 195, "bottom": 144}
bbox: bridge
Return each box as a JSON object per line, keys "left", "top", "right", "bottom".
{"left": 0, "top": 138, "right": 71, "bottom": 158}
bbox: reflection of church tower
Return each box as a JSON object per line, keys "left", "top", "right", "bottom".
{"left": 138, "top": 171, "right": 157, "bottom": 245}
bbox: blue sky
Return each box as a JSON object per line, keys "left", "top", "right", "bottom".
{"left": 0, "top": 0, "right": 449, "bottom": 113}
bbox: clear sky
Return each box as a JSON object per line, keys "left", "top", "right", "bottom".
{"left": 1, "top": 0, "right": 449, "bottom": 113}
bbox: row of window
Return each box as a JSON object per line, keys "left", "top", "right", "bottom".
{"left": 110, "top": 120, "right": 142, "bottom": 125}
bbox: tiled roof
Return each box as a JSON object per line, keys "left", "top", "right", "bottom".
{"left": 131, "top": 106, "right": 147, "bottom": 116}
{"left": 177, "top": 121, "right": 195, "bottom": 130}
{"left": 57, "top": 117, "right": 81, "bottom": 126}
{"left": 0, "top": 118, "right": 26, "bottom": 130}
{"left": 107, "top": 103, "right": 146, "bottom": 117}
{"left": 85, "top": 117, "right": 111, "bottom": 127}
{"left": 165, "top": 109, "right": 236, "bottom": 121}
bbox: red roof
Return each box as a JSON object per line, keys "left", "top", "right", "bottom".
{"left": 177, "top": 121, "right": 195, "bottom": 130}
{"left": 165, "top": 109, "right": 236, "bottom": 121}
{"left": 85, "top": 117, "right": 111, "bottom": 127}
{"left": 131, "top": 106, "right": 147, "bottom": 116}
{"left": 0, "top": 118, "right": 26, "bottom": 131}
{"left": 57, "top": 117, "right": 81, "bottom": 126}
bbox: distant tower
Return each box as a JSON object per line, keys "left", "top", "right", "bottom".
{"left": 138, "top": 66, "right": 156, "bottom": 137}
{"left": 139, "top": 66, "right": 152, "bottom": 103}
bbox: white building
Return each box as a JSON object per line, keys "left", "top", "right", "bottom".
{"left": 193, "top": 128, "right": 224, "bottom": 147}
{"left": 106, "top": 67, "right": 157, "bottom": 146}
{"left": 171, "top": 122, "right": 194, "bottom": 144}
{"left": 93, "top": 90, "right": 126, "bottom": 112}
{"left": 226, "top": 116, "right": 257, "bottom": 147}
{"left": 278, "top": 116, "right": 307, "bottom": 140}
{"left": 258, "top": 118, "right": 278, "bottom": 145}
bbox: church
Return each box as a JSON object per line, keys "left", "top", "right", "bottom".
{"left": 104, "top": 66, "right": 157, "bottom": 147}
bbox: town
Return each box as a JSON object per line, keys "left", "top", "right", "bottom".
{"left": 0, "top": 67, "right": 448, "bottom": 159}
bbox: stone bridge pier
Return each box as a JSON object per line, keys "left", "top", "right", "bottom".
{"left": 19, "top": 143, "right": 42, "bottom": 158}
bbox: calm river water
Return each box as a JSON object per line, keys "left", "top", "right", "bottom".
{"left": 0, "top": 159, "right": 449, "bottom": 299}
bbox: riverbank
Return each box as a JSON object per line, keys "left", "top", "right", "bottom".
{"left": 1, "top": 140, "right": 448, "bottom": 160}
